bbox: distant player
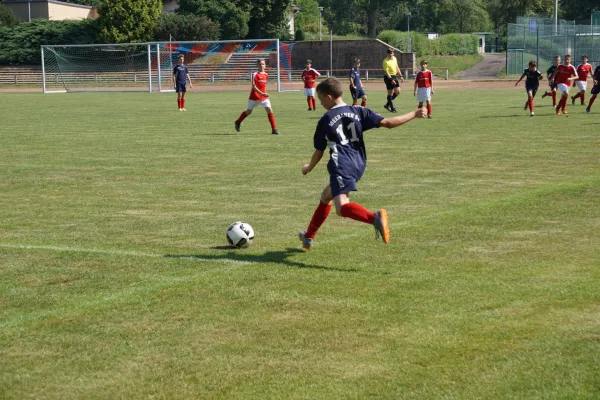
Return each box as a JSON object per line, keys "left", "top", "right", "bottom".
{"left": 550, "top": 54, "right": 578, "bottom": 115}
{"left": 234, "top": 59, "right": 279, "bottom": 135}
{"left": 586, "top": 64, "right": 600, "bottom": 114}
{"left": 571, "top": 55, "right": 593, "bottom": 106}
{"left": 542, "top": 55, "right": 560, "bottom": 106}
{"left": 298, "top": 77, "right": 427, "bottom": 250}
{"left": 173, "top": 54, "right": 192, "bottom": 111}
{"left": 514, "top": 60, "right": 543, "bottom": 117}
{"left": 301, "top": 59, "right": 321, "bottom": 111}
{"left": 382, "top": 48, "right": 404, "bottom": 112}
{"left": 349, "top": 58, "right": 367, "bottom": 107}
{"left": 413, "top": 59, "right": 434, "bottom": 119}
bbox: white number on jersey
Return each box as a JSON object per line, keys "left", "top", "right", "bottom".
{"left": 336, "top": 122, "right": 359, "bottom": 145}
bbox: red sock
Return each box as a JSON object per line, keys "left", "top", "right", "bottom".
{"left": 360, "top": 100, "right": 366, "bottom": 107}
{"left": 307, "top": 97, "right": 312, "bottom": 109}
{"left": 581, "top": 93, "right": 585, "bottom": 104}
{"left": 268, "top": 113, "right": 277, "bottom": 130}
{"left": 573, "top": 93, "right": 581, "bottom": 100}
{"left": 528, "top": 98, "right": 533, "bottom": 112}
{"left": 418, "top": 102, "right": 423, "bottom": 108}
{"left": 561, "top": 96, "right": 568, "bottom": 111}
{"left": 588, "top": 94, "right": 597, "bottom": 109}
{"left": 236, "top": 112, "right": 248, "bottom": 124}
{"left": 427, "top": 103, "right": 432, "bottom": 115}
{"left": 552, "top": 91, "right": 556, "bottom": 105}
{"left": 305, "top": 201, "right": 332, "bottom": 239}
{"left": 177, "top": 98, "right": 181, "bottom": 108}
{"left": 181, "top": 97, "right": 185, "bottom": 108}
{"left": 311, "top": 97, "right": 317, "bottom": 110}
{"left": 340, "top": 202, "right": 375, "bottom": 224}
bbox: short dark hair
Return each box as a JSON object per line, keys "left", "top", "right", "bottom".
{"left": 582, "top": 55, "right": 588, "bottom": 59}
{"left": 528, "top": 60, "right": 536, "bottom": 67}
{"left": 420, "top": 59, "right": 428, "bottom": 66}
{"left": 354, "top": 58, "right": 361, "bottom": 63}
{"left": 565, "top": 54, "right": 571, "bottom": 58}
{"left": 317, "top": 77, "right": 343, "bottom": 98}
{"left": 178, "top": 54, "right": 184, "bottom": 59}
{"left": 306, "top": 59, "right": 312, "bottom": 64}
{"left": 387, "top": 48, "right": 394, "bottom": 54}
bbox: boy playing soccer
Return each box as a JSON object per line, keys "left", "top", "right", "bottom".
{"left": 298, "top": 77, "right": 427, "bottom": 250}
{"left": 586, "top": 64, "right": 600, "bottom": 113}
{"left": 550, "top": 54, "right": 578, "bottom": 115}
{"left": 234, "top": 59, "right": 279, "bottom": 135}
{"left": 515, "top": 60, "right": 543, "bottom": 116}
{"left": 542, "top": 56, "right": 560, "bottom": 106}
{"left": 571, "top": 55, "right": 593, "bottom": 106}
{"left": 349, "top": 58, "right": 367, "bottom": 107}
{"left": 302, "top": 60, "right": 321, "bottom": 111}
{"left": 173, "top": 54, "right": 192, "bottom": 111}
{"left": 413, "top": 59, "right": 434, "bottom": 119}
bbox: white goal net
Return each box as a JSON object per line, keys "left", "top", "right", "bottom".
{"left": 41, "top": 39, "right": 290, "bottom": 93}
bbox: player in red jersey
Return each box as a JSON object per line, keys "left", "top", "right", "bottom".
{"left": 550, "top": 54, "right": 578, "bottom": 115}
{"left": 413, "top": 60, "right": 434, "bottom": 119}
{"left": 301, "top": 59, "right": 321, "bottom": 111}
{"left": 586, "top": 64, "right": 600, "bottom": 113}
{"left": 571, "top": 55, "right": 593, "bottom": 106}
{"left": 234, "top": 59, "right": 279, "bottom": 135}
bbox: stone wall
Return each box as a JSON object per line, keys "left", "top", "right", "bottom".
{"left": 289, "top": 39, "right": 416, "bottom": 75}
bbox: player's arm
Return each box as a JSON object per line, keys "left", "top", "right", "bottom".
{"left": 302, "top": 150, "right": 324, "bottom": 175}
{"left": 413, "top": 76, "right": 418, "bottom": 96}
{"left": 515, "top": 73, "right": 526, "bottom": 86}
{"left": 187, "top": 72, "right": 193, "bottom": 87}
{"left": 379, "top": 108, "right": 427, "bottom": 129}
{"left": 349, "top": 72, "right": 355, "bottom": 88}
{"left": 172, "top": 71, "right": 176, "bottom": 88}
{"left": 430, "top": 74, "right": 434, "bottom": 94}
{"left": 396, "top": 63, "right": 404, "bottom": 82}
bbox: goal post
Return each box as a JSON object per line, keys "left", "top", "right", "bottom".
{"left": 41, "top": 39, "right": 290, "bottom": 93}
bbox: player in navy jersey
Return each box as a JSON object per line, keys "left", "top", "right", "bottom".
{"left": 349, "top": 58, "right": 367, "bottom": 107}
{"left": 298, "top": 77, "right": 427, "bottom": 250}
{"left": 586, "top": 64, "right": 600, "bottom": 113}
{"left": 172, "top": 54, "right": 192, "bottom": 111}
{"left": 515, "top": 60, "right": 543, "bottom": 116}
{"left": 542, "top": 55, "right": 560, "bottom": 106}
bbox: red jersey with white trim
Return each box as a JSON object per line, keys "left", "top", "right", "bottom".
{"left": 554, "top": 64, "right": 577, "bottom": 86}
{"left": 415, "top": 70, "right": 432, "bottom": 88}
{"left": 301, "top": 68, "right": 320, "bottom": 89}
{"left": 576, "top": 63, "right": 593, "bottom": 81}
{"left": 249, "top": 71, "right": 268, "bottom": 101}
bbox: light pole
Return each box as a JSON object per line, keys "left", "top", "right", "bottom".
{"left": 407, "top": 12, "right": 411, "bottom": 33}
{"left": 318, "top": 6, "right": 324, "bottom": 40}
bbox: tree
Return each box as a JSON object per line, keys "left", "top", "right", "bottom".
{"left": 246, "top": 0, "right": 290, "bottom": 39}
{"left": 155, "top": 13, "right": 220, "bottom": 41}
{"left": 0, "top": 4, "right": 20, "bottom": 28}
{"left": 99, "top": 0, "right": 162, "bottom": 43}
{"left": 177, "top": 0, "right": 249, "bottom": 39}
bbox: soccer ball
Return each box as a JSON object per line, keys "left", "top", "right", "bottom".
{"left": 226, "top": 221, "right": 255, "bottom": 248}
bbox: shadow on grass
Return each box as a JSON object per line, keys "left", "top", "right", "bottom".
{"left": 165, "top": 247, "right": 358, "bottom": 272}
{"left": 479, "top": 113, "right": 558, "bottom": 118}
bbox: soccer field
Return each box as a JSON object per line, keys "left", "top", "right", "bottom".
{"left": 1, "top": 88, "right": 600, "bottom": 399}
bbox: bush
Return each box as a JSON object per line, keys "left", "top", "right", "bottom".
{"left": 0, "top": 19, "right": 99, "bottom": 65}
{"left": 294, "top": 29, "right": 305, "bottom": 41}
{"left": 0, "top": 4, "right": 20, "bottom": 28}
{"left": 155, "top": 13, "right": 220, "bottom": 41}
{"left": 377, "top": 30, "right": 478, "bottom": 56}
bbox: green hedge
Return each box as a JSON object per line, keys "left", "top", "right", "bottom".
{"left": 0, "top": 19, "right": 99, "bottom": 65}
{"left": 377, "top": 30, "right": 478, "bottom": 56}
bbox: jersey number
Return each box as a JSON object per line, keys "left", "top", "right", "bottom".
{"left": 336, "top": 122, "right": 359, "bottom": 145}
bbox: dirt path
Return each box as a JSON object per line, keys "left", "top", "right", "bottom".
{"left": 457, "top": 53, "right": 505, "bottom": 79}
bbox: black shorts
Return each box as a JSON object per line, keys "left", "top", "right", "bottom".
{"left": 176, "top": 83, "right": 187, "bottom": 93}
{"left": 526, "top": 86, "right": 539, "bottom": 96}
{"left": 384, "top": 75, "right": 399, "bottom": 91}
{"left": 591, "top": 85, "right": 600, "bottom": 95}
{"left": 549, "top": 81, "right": 557, "bottom": 90}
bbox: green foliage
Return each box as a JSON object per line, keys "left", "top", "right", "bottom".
{"left": 155, "top": 13, "right": 220, "bottom": 41}
{"left": 99, "top": 0, "right": 162, "bottom": 43}
{"left": 0, "top": 4, "right": 20, "bottom": 28}
{"left": 60, "top": 0, "right": 105, "bottom": 6}
{"left": 294, "top": 29, "right": 305, "bottom": 41}
{"left": 0, "top": 19, "right": 99, "bottom": 65}
{"left": 377, "top": 30, "right": 478, "bottom": 56}
{"left": 177, "top": 0, "right": 249, "bottom": 39}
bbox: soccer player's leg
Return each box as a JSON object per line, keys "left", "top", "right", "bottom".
{"left": 587, "top": 85, "right": 599, "bottom": 113}
{"left": 360, "top": 89, "right": 367, "bottom": 107}
{"left": 300, "top": 184, "right": 334, "bottom": 250}
{"left": 235, "top": 101, "right": 255, "bottom": 132}
{"left": 263, "top": 102, "right": 279, "bottom": 135}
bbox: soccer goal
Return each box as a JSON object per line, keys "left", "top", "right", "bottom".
{"left": 41, "top": 39, "right": 289, "bottom": 93}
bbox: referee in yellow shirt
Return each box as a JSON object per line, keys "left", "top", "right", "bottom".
{"left": 383, "top": 48, "right": 404, "bottom": 112}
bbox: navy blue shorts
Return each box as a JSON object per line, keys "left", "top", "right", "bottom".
{"left": 591, "top": 85, "right": 600, "bottom": 95}
{"left": 176, "top": 83, "right": 187, "bottom": 93}
{"left": 549, "top": 82, "right": 557, "bottom": 90}
{"left": 350, "top": 86, "right": 366, "bottom": 100}
{"left": 526, "top": 86, "right": 538, "bottom": 96}
{"left": 330, "top": 174, "right": 359, "bottom": 197}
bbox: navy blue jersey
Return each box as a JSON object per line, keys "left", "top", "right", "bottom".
{"left": 173, "top": 64, "right": 188, "bottom": 84}
{"left": 522, "top": 68, "right": 543, "bottom": 87}
{"left": 594, "top": 65, "right": 600, "bottom": 82}
{"left": 350, "top": 67, "right": 362, "bottom": 88}
{"left": 314, "top": 105, "right": 384, "bottom": 180}
{"left": 546, "top": 65, "right": 557, "bottom": 80}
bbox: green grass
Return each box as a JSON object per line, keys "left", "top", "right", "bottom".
{"left": 1, "top": 88, "right": 600, "bottom": 399}
{"left": 426, "top": 54, "right": 484, "bottom": 78}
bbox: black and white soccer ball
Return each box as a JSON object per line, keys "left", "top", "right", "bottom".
{"left": 226, "top": 221, "right": 255, "bottom": 248}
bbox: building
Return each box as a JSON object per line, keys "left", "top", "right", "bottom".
{"left": 2, "top": 0, "right": 98, "bottom": 21}
{"left": 472, "top": 32, "right": 495, "bottom": 54}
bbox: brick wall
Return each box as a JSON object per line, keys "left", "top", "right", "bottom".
{"left": 290, "top": 39, "right": 415, "bottom": 74}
